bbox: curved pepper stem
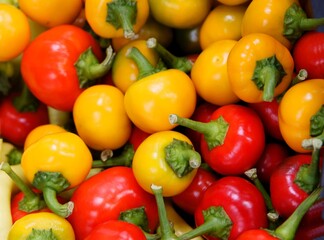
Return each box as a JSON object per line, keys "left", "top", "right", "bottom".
{"left": 284, "top": 3, "right": 324, "bottom": 44}
{"left": 169, "top": 114, "right": 229, "bottom": 150}
{"left": 107, "top": 0, "right": 137, "bottom": 39}
{"left": 295, "top": 138, "right": 322, "bottom": 193}
{"left": 164, "top": 138, "right": 201, "bottom": 178}
{"left": 126, "top": 46, "right": 166, "bottom": 80}
{"left": 146, "top": 37, "right": 193, "bottom": 73}
{"left": 245, "top": 168, "right": 279, "bottom": 228}
{"left": 32, "top": 171, "right": 73, "bottom": 218}
{"left": 252, "top": 55, "right": 286, "bottom": 102}
{"left": 91, "top": 143, "right": 134, "bottom": 168}
{"left": 273, "top": 187, "right": 322, "bottom": 240}
{"left": 75, "top": 45, "right": 116, "bottom": 88}
{"left": 0, "top": 162, "right": 46, "bottom": 212}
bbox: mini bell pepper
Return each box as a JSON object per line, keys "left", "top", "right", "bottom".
{"left": 227, "top": 33, "right": 294, "bottom": 103}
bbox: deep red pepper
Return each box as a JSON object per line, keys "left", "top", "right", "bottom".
{"left": 128, "top": 125, "right": 151, "bottom": 151}
{"left": 0, "top": 88, "right": 49, "bottom": 147}
{"left": 194, "top": 176, "right": 268, "bottom": 240}
{"left": 84, "top": 220, "right": 147, "bottom": 240}
{"left": 171, "top": 167, "right": 217, "bottom": 215}
{"left": 248, "top": 99, "right": 283, "bottom": 141}
{"left": 68, "top": 166, "right": 159, "bottom": 240}
{"left": 170, "top": 104, "right": 266, "bottom": 175}
{"left": 270, "top": 141, "right": 322, "bottom": 219}
{"left": 255, "top": 142, "right": 291, "bottom": 184}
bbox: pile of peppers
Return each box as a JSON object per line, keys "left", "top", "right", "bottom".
{"left": 0, "top": 0, "right": 324, "bottom": 239}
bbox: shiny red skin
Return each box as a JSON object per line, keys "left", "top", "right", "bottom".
{"left": 21, "top": 24, "right": 103, "bottom": 111}
{"left": 194, "top": 176, "right": 268, "bottom": 240}
{"left": 68, "top": 166, "right": 159, "bottom": 240}
{"left": 84, "top": 220, "right": 147, "bottom": 240}
{"left": 255, "top": 142, "right": 291, "bottom": 184}
{"left": 172, "top": 167, "right": 217, "bottom": 215}
{"left": 200, "top": 104, "right": 265, "bottom": 175}
{"left": 235, "top": 229, "right": 279, "bottom": 240}
{"left": 183, "top": 101, "right": 218, "bottom": 151}
{"left": 292, "top": 31, "right": 324, "bottom": 79}
{"left": 248, "top": 99, "right": 283, "bottom": 141}
{"left": 0, "top": 93, "right": 49, "bottom": 147}
{"left": 270, "top": 154, "right": 312, "bottom": 219}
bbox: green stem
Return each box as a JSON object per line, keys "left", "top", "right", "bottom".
{"left": 7, "top": 147, "right": 22, "bottom": 165}
{"left": 126, "top": 46, "right": 165, "bottom": 80}
{"left": 12, "top": 82, "right": 39, "bottom": 112}
{"left": 291, "top": 69, "right": 308, "bottom": 86}
{"left": 178, "top": 206, "right": 232, "bottom": 240}
{"left": 91, "top": 143, "right": 134, "bottom": 168}
{"left": 169, "top": 114, "right": 229, "bottom": 150}
{"left": 0, "top": 162, "right": 46, "bottom": 212}
{"left": 273, "top": 187, "right": 322, "bottom": 240}
{"left": 245, "top": 168, "right": 279, "bottom": 228}
{"left": 32, "top": 171, "right": 72, "bottom": 218}
{"left": 164, "top": 138, "right": 201, "bottom": 178}
{"left": 75, "top": 45, "right": 115, "bottom": 88}
{"left": 151, "top": 184, "right": 179, "bottom": 240}
{"left": 107, "top": 0, "right": 137, "bottom": 39}
{"left": 0, "top": 61, "right": 14, "bottom": 95}
{"left": 284, "top": 3, "right": 324, "bottom": 44}
{"left": 42, "top": 188, "right": 74, "bottom": 218}
{"left": 146, "top": 37, "right": 193, "bottom": 73}
{"left": 295, "top": 138, "right": 322, "bottom": 193}
{"left": 119, "top": 206, "right": 150, "bottom": 233}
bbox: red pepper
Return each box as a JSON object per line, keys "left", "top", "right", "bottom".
{"left": 84, "top": 220, "right": 147, "bottom": 240}
{"left": 194, "top": 176, "right": 268, "bottom": 240}
{"left": 248, "top": 99, "right": 283, "bottom": 141}
{"left": 68, "top": 166, "right": 159, "bottom": 240}
{"left": 170, "top": 104, "right": 266, "bottom": 175}
{"left": 0, "top": 86, "right": 49, "bottom": 147}
{"left": 21, "top": 24, "right": 114, "bottom": 111}
{"left": 172, "top": 167, "right": 218, "bottom": 215}
{"left": 270, "top": 139, "right": 322, "bottom": 218}
{"left": 255, "top": 142, "right": 291, "bottom": 184}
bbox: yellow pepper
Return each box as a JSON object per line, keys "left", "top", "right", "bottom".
{"left": 85, "top": 0, "right": 149, "bottom": 39}
{"left": 227, "top": 33, "right": 294, "bottom": 103}
{"left": 148, "top": 0, "right": 213, "bottom": 29}
{"left": 124, "top": 47, "right": 197, "bottom": 133}
{"left": 199, "top": 3, "right": 247, "bottom": 50}
{"left": 241, "top": 0, "right": 324, "bottom": 49}
{"left": 278, "top": 79, "right": 324, "bottom": 153}
{"left": 8, "top": 212, "right": 75, "bottom": 240}
{"left": 191, "top": 39, "right": 240, "bottom": 106}
{"left": 112, "top": 39, "right": 160, "bottom": 93}
{"left": 21, "top": 131, "right": 93, "bottom": 217}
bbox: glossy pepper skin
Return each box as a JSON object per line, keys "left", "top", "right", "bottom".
{"left": 20, "top": 24, "right": 105, "bottom": 111}
{"left": 278, "top": 79, "right": 324, "bottom": 153}
{"left": 8, "top": 212, "right": 75, "bottom": 240}
{"left": 227, "top": 33, "right": 294, "bottom": 103}
{"left": 194, "top": 176, "right": 268, "bottom": 240}
{"left": 68, "top": 166, "right": 159, "bottom": 240}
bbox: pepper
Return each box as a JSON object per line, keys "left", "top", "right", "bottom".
{"left": 227, "top": 33, "right": 294, "bottom": 103}
{"left": 85, "top": 0, "right": 149, "bottom": 39}
{"left": 278, "top": 79, "right": 324, "bottom": 153}
{"left": 241, "top": 0, "right": 324, "bottom": 49}
{"left": 7, "top": 212, "right": 75, "bottom": 240}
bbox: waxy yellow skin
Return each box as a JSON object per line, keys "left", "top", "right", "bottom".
{"left": 241, "top": 0, "right": 300, "bottom": 49}
{"left": 124, "top": 69, "right": 197, "bottom": 133}
{"left": 227, "top": 33, "right": 294, "bottom": 103}
{"left": 0, "top": 4, "right": 30, "bottom": 61}
{"left": 8, "top": 212, "right": 75, "bottom": 240}
{"left": 21, "top": 132, "right": 92, "bottom": 188}
{"left": 73, "top": 84, "right": 132, "bottom": 151}
{"left": 132, "top": 131, "right": 198, "bottom": 197}
{"left": 279, "top": 79, "right": 324, "bottom": 153}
